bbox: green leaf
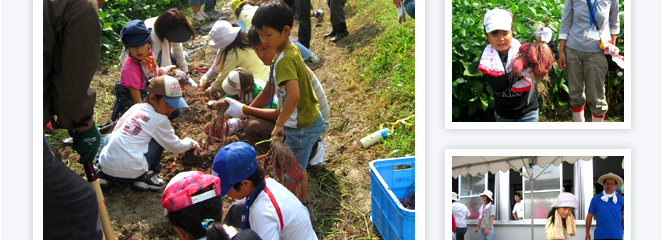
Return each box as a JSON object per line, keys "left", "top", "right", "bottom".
{"left": 98, "top": 11, "right": 108, "bottom": 18}
{"left": 452, "top": 104, "right": 461, "bottom": 118}
{"left": 480, "top": 93, "right": 489, "bottom": 110}
{"left": 561, "top": 83, "right": 569, "bottom": 94}
{"left": 456, "top": 78, "right": 467, "bottom": 84}
{"left": 468, "top": 103, "right": 477, "bottom": 116}
{"left": 471, "top": 81, "right": 483, "bottom": 94}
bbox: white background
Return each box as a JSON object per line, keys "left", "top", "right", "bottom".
{"left": 0, "top": 0, "right": 660, "bottom": 239}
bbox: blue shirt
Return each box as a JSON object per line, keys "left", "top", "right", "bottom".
{"left": 588, "top": 192, "right": 624, "bottom": 239}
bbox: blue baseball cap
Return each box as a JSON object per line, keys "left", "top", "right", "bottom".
{"left": 148, "top": 75, "right": 188, "bottom": 109}
{"left": 121, "top": 20, "right": 152, "bottom": 47}
{"left": 212, "top": 142, "right": 257, "bottom": 197}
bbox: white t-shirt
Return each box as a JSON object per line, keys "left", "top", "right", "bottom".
{"left": 451, "top": 201, "right": 471, "bottom": 228}
{"left": 512, "top": 201, "right": 525, "bottom": 219}
{"left": 249, "top": 178, "right": 317, "bottom": 240}
{"left": 99, "top": 104, "right": 196, "bottom": 179}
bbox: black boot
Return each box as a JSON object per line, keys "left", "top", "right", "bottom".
{"left": 331, "top": 22, "right": 349, "bottom": 42}
{"left": 324, "top": 25, "right": 337, "bottom": 38}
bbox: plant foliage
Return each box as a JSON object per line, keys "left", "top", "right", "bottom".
{"left": 451, "top": 0, "right": 624, "bottom": 121}
{"left": 98, "top": 0, "right": 188, "bottom": 62}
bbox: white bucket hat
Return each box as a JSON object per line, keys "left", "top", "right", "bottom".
{"left": 598, "top": 172, "right": 623, "bottom": 189}
{"left": 208, "top": 20, "right": 241, "bottom": 50}
{"left": 451, "top": 192, "right": 459, "bottom": 201}
{"left": 479, "top": 190, "right": 493, "bottom": 201}
{"left": 551, "top": 192, "right": 577, "bottom": 208}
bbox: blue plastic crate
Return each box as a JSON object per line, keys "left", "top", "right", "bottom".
{"left": 370, "top": 157, "right": 415, "bottom": 240}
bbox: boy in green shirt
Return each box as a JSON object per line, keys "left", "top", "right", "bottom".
{"left": 233, "top": 1, "right": 324, "bottom": 205}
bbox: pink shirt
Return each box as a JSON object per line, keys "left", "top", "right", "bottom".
{"left": 120, "top": 49, "right": 155, "bottom": 90}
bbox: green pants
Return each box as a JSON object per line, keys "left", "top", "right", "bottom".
{"left": 330, "top": 0, "right": 347, "bottom": 26}
{"left": 565, "top": 47, "right": 609, "bottom": 117}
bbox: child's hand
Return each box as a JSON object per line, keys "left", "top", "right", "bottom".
{"left": 224, "top": 98, "right": 246, "bottom": 118}
{"left": 483, "top": 228, "right": 489, "bottom": 235}
{"left": 191, "top": 140, "right": 200, "bottom": 150}
{"left": 205, "top": 87, "right": 221, "bottom": 100}
{"left": 271, "top": 125, "right": 284, "bottom": 137}
{"left": 535, "top": 27, "right": 553, "bottom": 43}
{"left": 162, "top": 65, "right": 176, "bottom": 74}
{"left": 475, "top": 227, "right": 479, "bottom": 233}
{"left": 199, "top": 75, "right": 209, "bottom": 91}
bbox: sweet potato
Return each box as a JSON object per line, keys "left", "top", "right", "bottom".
{"left": 519, "top": 43, "right": 531, "bottom": 54}
{"left": 527, "top": 42, "right": 539, "bottom": 64}
{"left": 511, "top": 55, "right": 528, "bottom": 76}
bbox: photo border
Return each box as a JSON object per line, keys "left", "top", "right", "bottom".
{"left": 444, "top": 1, "right": 631, "bottom": 129}
{"left": 445, "top": 149, "right": 631, "bottom": 240}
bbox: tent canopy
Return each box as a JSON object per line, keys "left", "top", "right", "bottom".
{"left": 452, "top": 156, "right": 593, "bottom": 178}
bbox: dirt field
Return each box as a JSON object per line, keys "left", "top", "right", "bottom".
{"left": 46, "top": 1, "right": 414, "bottom": 239}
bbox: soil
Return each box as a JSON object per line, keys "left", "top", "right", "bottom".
{"left": 48, "top": 1, "right": 404, "bottom": 239}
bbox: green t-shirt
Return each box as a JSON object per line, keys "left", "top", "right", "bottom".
{"left": 223, "top": 82, "right": 277, "bottom": 109}
{"left": 273, "top": 41, "right": 319, "bottom": 128}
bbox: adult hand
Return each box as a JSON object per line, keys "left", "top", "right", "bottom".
{"left": 484, "top": 228, "right": 489, "bottom": 235}
{"left": 224, "top": 98, "right": 246, "bottom": 118}
{"left": 535, "top": 27, "right": 553, "bottom": 43}
{"left": 585, "top": 234, "right": 591, "bottom": 240}
{"left": 180, "top": 66, "right": 189, "bottom": 73}
{"left": 68, "top": 121, "right": 101, "bottom": 164}
{"left": 271, "top": 124, "right": 284, "bottom": 137}
{"left": 162, "top": 65, "right": 176, "bottom": 74}
{"left": 558, "top": 52, "right": 566, "bottom": 70}
{"left": 205, "top": 87, "right": 221, "bottom": 100}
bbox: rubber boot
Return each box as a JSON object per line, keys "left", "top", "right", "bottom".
{"left": 572, "top": 110, "right": 585, "bottom": 122}
{"left": 324, "top": 25, "right": 337, "bottom": 38}
{"left": 331, "top": 22, "right": 349, "bottom": 42}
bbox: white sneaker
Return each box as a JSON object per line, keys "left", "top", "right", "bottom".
{"left": 307, "top": 53, "right": 320, "bottom": 63}
{"left": 192, "top": 12, "right": 205, "bottom": 21}
{"left": 314, "top": 10, "right": 324, "bottom": 21}
{"left": 199, "top": 11, "right": 209, "bottom": 18}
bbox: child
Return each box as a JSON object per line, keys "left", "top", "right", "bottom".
{"left": 200, "top": 21, "right": 269, "bottom": 94}
{"left": 545, "top": 192, "right": 577, "bottom": 240}
{"left": 218, "top": 67, "right": 275, "bottom": 109}
{"left": 230, "top": 0, "right": 319, "bottom": 63}
{"left": 112, "top": 20, "right": 176, "bottom": 122}
{"left": 474, "top": 190, "right": 495, "bottom": 240}
{"left": 478, "top": 9, "right": 558, "bottom": 122}
{"left": 250, "top": 1, "right": 325, "bottom": 204}
{"left": 98, "top": 75, "right": 199, "bottom": 190}
{"left": 161, "top": 171, "right": 239, "bottom": 240}
{"left": 212, "top": 142, "right": 317, "bottom": 240}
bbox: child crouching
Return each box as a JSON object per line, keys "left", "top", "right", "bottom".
{"left": 98, "top": 75, "right": 198, "bottom": 190}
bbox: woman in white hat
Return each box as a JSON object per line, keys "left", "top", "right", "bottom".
{"left": 545, "top": 192, "right": 578, "bottom": 240}
{"left": 200, "top": 21, "right": 270, "bottom": 98}
{"left": 475, "top": 190, "right": 495, "bottom": 240}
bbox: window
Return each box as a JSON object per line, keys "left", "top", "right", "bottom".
{"left": 521, "top": 163, "right": 562, "bottom": 219}
{"left": 457, "top": 173, "right": 494, "bottom": 219}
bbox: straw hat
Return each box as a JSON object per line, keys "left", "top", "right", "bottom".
{"left": 479, "top": 190, "right": 493, "bottom": 201}
{"left": 451, "top": 192, "right": 459, "bottom": 201}
{"left": 598, "top": 172, "right": 623, "bottom": 189}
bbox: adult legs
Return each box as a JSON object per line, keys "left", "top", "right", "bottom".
{"left": 565, "top": 47, "right": 587, "bottom": 122}
{"left": 243, "top": 118, "right": 276, "bottom": 153}
{"left": 329, "top": 0, "right": 348, "bottom": 42}
{"left": 584, "top": 51, "right": 609, "bottom": 121}
{"left": 43, "top": 136, "right": 102, "bottom": 240}
{"left": 203, "top": 0, "right": 217, "bottom": 12}
{"left": 295, "top": 0, "right": 312, "bottom": 48}
{"left": 455, "top": 227, "right": 467, "bottom": 240}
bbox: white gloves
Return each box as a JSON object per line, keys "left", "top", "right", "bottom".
{"left": 180, "top": 66, "right": 189, "bottom": 73}
{"left": 535, "top": 27, "right": 553, "bottom": 43}
{"left": 520, "top": 67, "right": 532, "bottom": 78}
{"left": 162, "top": 65, "right": 176, "bottom": 73}
{"left": 199, "top": 75, "right": 209, "bottom": 87}
{"left": 227, "top": 118, "right": 243, "bottom": 135}
{"left": 224, "top": 98, "right": 246, "bottom": 118}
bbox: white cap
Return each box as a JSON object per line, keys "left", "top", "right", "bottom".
{"left": 208, "top": 21, "right": 241, "bottom": 50}
{"left": 483, "top": 9, "right": 512, "bottom": 33}
{"left": 551, "top": 192, "right": 577, "bottom": 208}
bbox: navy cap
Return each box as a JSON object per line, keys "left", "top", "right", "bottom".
{"left": 212, "top": 142, "right": 257, "bottom": 197}
{"left": 121, "top": 20, "right": 152, "bottom": 47}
